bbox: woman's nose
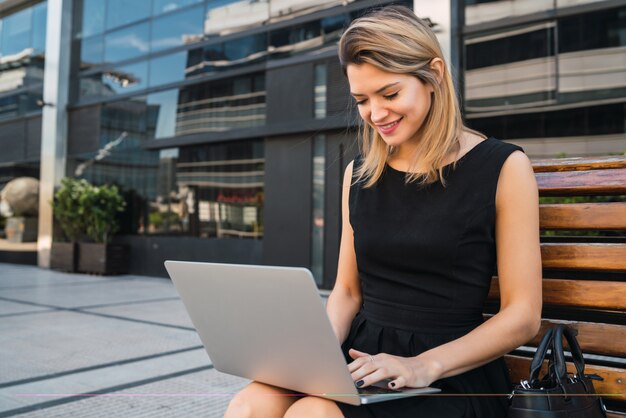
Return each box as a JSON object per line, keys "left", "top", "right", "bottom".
{"left": 370, "top": 102, "right": 389, "bottom": 123}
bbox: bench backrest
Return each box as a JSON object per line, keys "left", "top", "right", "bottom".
{"left": 487, "top": 155, "right": 626, "bottom": 417}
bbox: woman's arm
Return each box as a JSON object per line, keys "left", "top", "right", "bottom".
{"left": 349, "top": 151, "right": 543, "bottom": 388}
{"left": 326, "top": 161, "right": 362, "bottom": 344}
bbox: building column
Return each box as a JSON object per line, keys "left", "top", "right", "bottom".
{"left": 37, "top": 0, "right": 73, "bottom": 268}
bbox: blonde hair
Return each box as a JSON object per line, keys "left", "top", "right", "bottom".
{"left": 339, "top": 5, "right": 483, "bottom": 187}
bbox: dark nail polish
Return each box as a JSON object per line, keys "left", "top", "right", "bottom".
{"left": 356, "top": 380, "right": 364, "bottom": 387}
{"left": 390, "top": 382, "right": 396, "bottom": 388}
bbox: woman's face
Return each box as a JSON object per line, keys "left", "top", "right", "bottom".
{"left": 347, "top": 62, "right": 434, "bottom": 150}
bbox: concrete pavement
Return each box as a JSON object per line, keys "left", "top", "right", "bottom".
{"left": 0, "top": 263, "right": 328, "bottom": 417}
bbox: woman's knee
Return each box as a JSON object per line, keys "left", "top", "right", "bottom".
{"left": 284, "top": 397, "right": 344, "bottom": 418}
{"left": 223, "top": 382, "right": 298, "bottom": 418}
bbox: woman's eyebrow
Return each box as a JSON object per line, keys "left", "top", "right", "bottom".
{"left": 351, "top": 82, "right": 400, "bottom": 97}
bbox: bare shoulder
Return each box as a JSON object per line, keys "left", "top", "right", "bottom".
{"left": 496, "top": 150, "right": 537, "bottom": 209}
{"left": 343, "top": 160, "right": 355, "bottom": 188}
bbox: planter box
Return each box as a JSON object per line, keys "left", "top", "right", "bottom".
{"left": 50, "top": 242, "right": 77, "bottom": 272}
{"left": 77, "top": 243, "right": 129, "bottom": 275}
{"left": 5, "top": 217, "right": 38, "bottom": 242}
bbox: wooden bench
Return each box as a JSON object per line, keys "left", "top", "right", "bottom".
{"left": 487, "top": 154, "right": 626, "bottom": 417}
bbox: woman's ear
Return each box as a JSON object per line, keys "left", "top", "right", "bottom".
{"left": 430, "top": 58, "right": 444, "bottom": 85}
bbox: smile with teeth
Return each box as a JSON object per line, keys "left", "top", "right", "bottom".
{"left": 377, "top": 118, "right": 402, "bottom": 133}
{"left": 382, "top": 120, "right": 399, "bottom": 128}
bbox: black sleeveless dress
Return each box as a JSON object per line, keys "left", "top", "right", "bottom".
{"left": 337, "top": 137, "right": 523, "bottom": 418}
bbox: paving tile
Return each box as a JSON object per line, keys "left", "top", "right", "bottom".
{"left": 0, "top": 299, "right": 52, "bottom": 316}
{"left": 1, "top": 349, "right": 215, "bottom": 415}
{"left": 12, "top": 368, "right": 249, "bottom": 418}
{"left": 86, "top": 299, "right": 194, "bottom": 329}
{"left": 0, "top": 310, "right": 202, "bottom": 384}
{"left": 0, "top": 279, "right": 177, "bottom": 309}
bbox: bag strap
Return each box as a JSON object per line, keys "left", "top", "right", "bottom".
{"left": 529, "top": 327, "right": 554, "bottom": 385}
{"left": 553, "top": 325, "right": 586, "bottom": 382}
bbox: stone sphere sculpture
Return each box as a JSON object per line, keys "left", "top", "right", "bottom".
{"left": 0, "top": 177, "right": 40, "bottom": 217}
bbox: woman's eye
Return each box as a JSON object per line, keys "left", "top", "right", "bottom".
{"left": 355, "top": 99, "right": 367, "bottom": 106}
{"left": 384, "top": 92, "right": 398, "bottom": 100}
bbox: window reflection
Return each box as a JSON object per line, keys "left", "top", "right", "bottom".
{"left": 176, "top": 72, "right": 266, "bottom": 134}
{"left": 314, "top": 63, "right": 326, "bottom": 118}
{"left": 1, "top": 7, "right": 32, "bottom": 56}
{"left": 147, "top": 89, "right": 180, "bottom": 138}
{"left": 106, "top": 0, "right": 151, "bottom": 31}
{"left": 465, "top": 24, "right": 556, "bottom": 111}
{"left": 151, "top": 5, "right": 204, "bottom": 53}
{"left": 81, "top": 36, "right": 104, "bottom": 69}
{"left": 153, "top": 140, "right": 264, "bottom": 238}
{"left": 104, "top": 22, "right": 150, "bottom": 63}
{"left": 269, "top": 20, "right": 322, "bottom": 58}
{"left": 102, "top": 61, "right": 149, "bottom": 95}
{"left": 77, "top": 0, "right": 105, "bottom": 38}
{"left": 153, "top": 0, "right": 203, "bottom": 16}
{"left": 311, "top": 134, "right": 325, "bottom": 284}
{"left": 32, "top": 2, "right": 47, "bottom": 54}
{"left": 149, "top": 52, "right": 188, "bottom": 87}
{"left": 205, "top": 0, "right": 269, "bottom": 37}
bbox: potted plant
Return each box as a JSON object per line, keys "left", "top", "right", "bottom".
{"left": 51, "top": 178, "right": 128, "bottom": 274}
{"left": 76, "top": 182, "right": 128, "bottom": 275}
{"left": 50, "top": 178, "right": 89, "bottom": 272}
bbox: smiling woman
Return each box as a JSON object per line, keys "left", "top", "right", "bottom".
{"left": 224, "top": 5, "right": 542, "bottom": 418}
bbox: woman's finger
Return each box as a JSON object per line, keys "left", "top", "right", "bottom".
{"left": 388, "top": 375, "right": 406, "bottom": 389}
{"left": 348, "top": 348, "right": 369, "bottom": 360}
{"left": 355, "top": 367, "right": 391, "bottom": 389}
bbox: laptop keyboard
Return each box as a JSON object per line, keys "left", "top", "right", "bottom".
{"left": 357, "top": 385, "right": 401, "bottom": 395}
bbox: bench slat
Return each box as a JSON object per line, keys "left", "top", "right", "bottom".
{"left": 541, "top": 243, "right": 626, "bottom": 271}
{"left": 533, "top": 155, "right": 626, "bottom": 172}
{"left": 540, "top": 202, "right": 626, "bottom": 230}
{"left": 484, "top": 314, "right": 626, "bottom": 357}
{"left": 536, "top": 168, "right": 626, "bottom": 196}
{"left": 532, "top": 320, "right": 626, "bottom": 358}
{"left": 488, "top": 278, "right": 626, "bottom": 310}
{"left": 505, "top": 355, "right": 626, "bottom": 402}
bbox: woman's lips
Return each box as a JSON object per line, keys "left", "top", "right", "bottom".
{"left": 377, "top": 118, "right": 402, "bottom": 135}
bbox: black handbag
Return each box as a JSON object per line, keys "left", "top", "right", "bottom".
{"left": 508, "top": 324, "right": 607, "bottom": 418}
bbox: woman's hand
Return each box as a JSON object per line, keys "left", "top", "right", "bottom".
{"left": 348, "top": 349, "right": 443, "bottom": 389}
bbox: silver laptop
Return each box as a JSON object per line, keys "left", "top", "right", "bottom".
{"left": 164, "top": 261, "right": 441, "bottom": 406}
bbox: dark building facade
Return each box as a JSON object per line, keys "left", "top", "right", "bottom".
{"left": 0, "top": 0, "right": 624, "bottom": 288}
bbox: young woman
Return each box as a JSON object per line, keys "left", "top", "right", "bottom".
{"left": 225, "top": 5, "right": 542, "bottom": 418}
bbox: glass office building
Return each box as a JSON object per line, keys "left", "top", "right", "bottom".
{"left": 0, "top": 0, "right": 623, "bottom": 287}
{"left": 462, "top": 0, "right": 626, "bottom": 157}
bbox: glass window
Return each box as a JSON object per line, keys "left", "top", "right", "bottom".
{"left": 269, "top": 20, "right": 322, "bottom": 58}
{"left": 79, "top": 72, "right": 104, "bottom": 99}
{"left": 466, "top": 26, "right": 554, "bottom": 70}
{"left": 222, "top": 33, "right": 267, "bottom": 67}
{"left": 311, "top": 134, "right": 325, "bottom": 284}
{"left": 177, "top": 72, "right": 266, "bottom": 135}
{"left": 153, "top": 0, "right": 203, "bottom": 16}
{"left": 32, "top": 2, "right": 47, "bottom": 54}
{"left": 170, "top": 140, "right": 265, "bottom": 238}
{"left": 106, "top": 0, "right": 151, "bottom": 31}
{"left": 102, "top": 61, "right": 149, "bottom": 95}
{"left": 81, "top": 35, "right": 104, "bottom": 68}
{"left": 149, "top": 51, "right": 188, "bottom": 87}
{"left": 314, "top": 63, "right": 326, "bottom": 119}
{"left": 321, "top": 13, "right": 348, "bottom": 42}
{"left": 78, "top": 0, "right": 105, "bottom": 38}
{"left": 559, "top": 7, "right": 626, "bottom": 53}
{"left": 0, "top": 94, "right": 19, "bottom": 121}
{"left": 151, "top": 5, "right": 204, "bottom": 53}
{"left": 1, "top": 8, "right": 32, "bottom": 56}
{"left": 205, "top": 0, "right": 269, "bottom": 38}
{"left": 104, "top": 22, "right": 150, "bottom": 63}
{"left": 467, "top": 102, "right": 626, "bottom": 140}
{"left": 147, "top": 89, "right": 180, "bottom": 138}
